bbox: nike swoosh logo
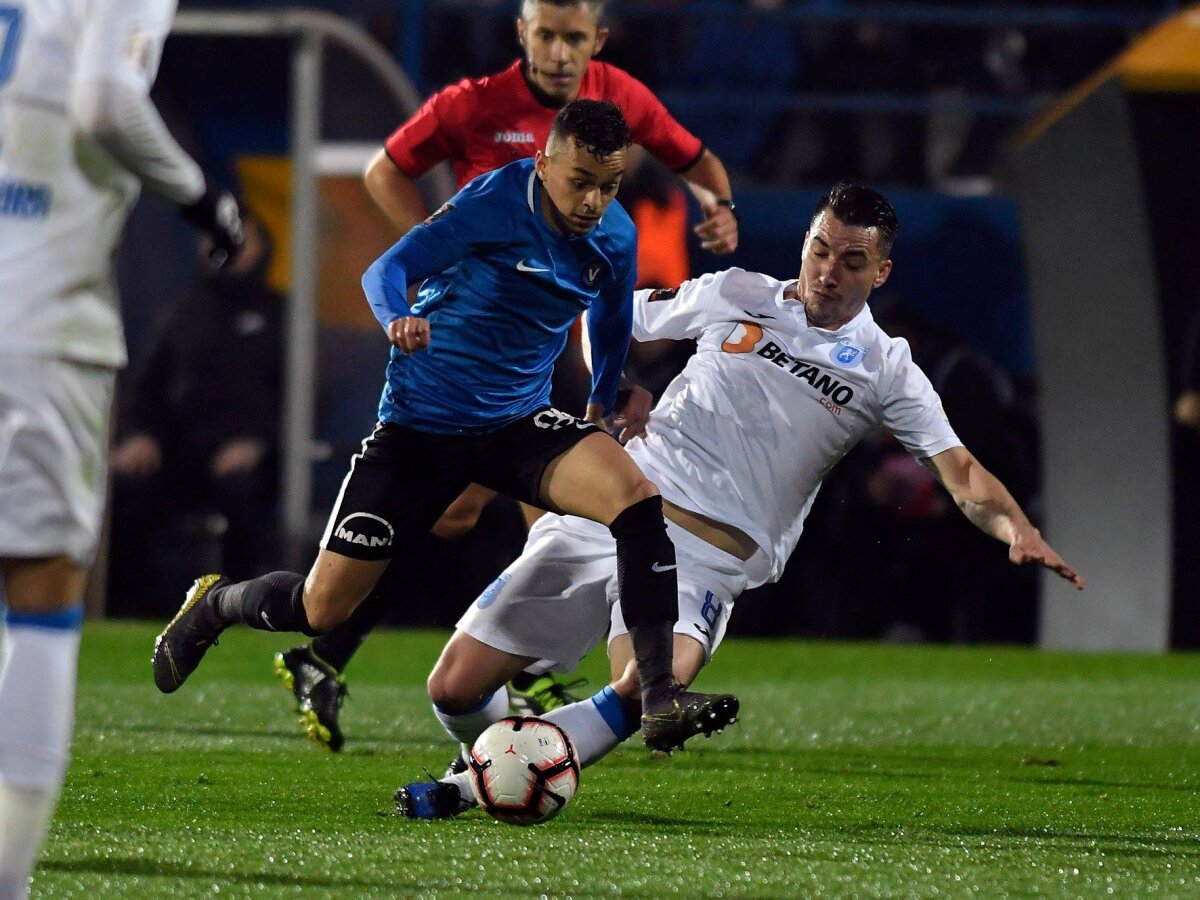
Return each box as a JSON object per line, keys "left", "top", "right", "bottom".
{"left": 517, "top": 259, "right": 550, "bottom": 273}
{"left": 694, "top": 623, "right": 711, "bottom": 639}
{"left": 650, "top": 562, "right": 677, "bottom": 573}
{"left": 743, "top": 309, "right": 776, "bottom": 320}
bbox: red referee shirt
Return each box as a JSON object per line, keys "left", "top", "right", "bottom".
{"left": 385, "top": 60, "right": 704, "bottom": 188}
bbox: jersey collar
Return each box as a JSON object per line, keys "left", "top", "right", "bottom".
{"left": 776, "top": 280, "right": 875, "bottom": 335}
{"left": 526, "top": 167, "right": 538, "bottom": 215}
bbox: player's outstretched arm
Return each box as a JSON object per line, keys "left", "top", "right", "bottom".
{"left": 364, "top": 149, "right": 430, "bottom": 236}
{"left": 678, "top": 149, "right": 738, "bottom": 256}
{"left": 921, "top": 447, "right": 1085, "bottom": 590}
{"left": 74, "top": 0, "right": 243, "bottom": 265}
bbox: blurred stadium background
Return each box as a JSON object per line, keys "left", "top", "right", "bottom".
{"left": 104, "top": 0, "right": 1200, "bottom": 653}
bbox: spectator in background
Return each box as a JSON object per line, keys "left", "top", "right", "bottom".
{"left": 852, "top": 304, "right": 1040, "bottom": 643}
{"left": 618, "top": 144, "right": 695, "bottom": 399}
{"left": 108, "top": 217, "right": 281, "bottom": 616}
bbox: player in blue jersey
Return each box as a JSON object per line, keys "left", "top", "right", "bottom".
{"left": 151, "top": 100, "right": 739, "bottom": 755}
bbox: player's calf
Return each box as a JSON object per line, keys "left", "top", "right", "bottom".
{"left": 608, "top": 495, "right": 679, "bottom": 711}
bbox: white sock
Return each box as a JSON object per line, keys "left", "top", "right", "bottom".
{"left": 544, "top": 685, "right": 638, "bottom": 768}
{"left": 432, "top": 687, "right": 509, "bottom": 747}
{"left": 0, "top": 785, "right": 56, "bottom": 899}
{"left": 0, "top": 606, "right": 83, "bottom": 898}
{"left": 444, "top": 769, "right": 476, "bottom": 805}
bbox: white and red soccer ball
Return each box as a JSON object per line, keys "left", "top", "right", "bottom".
{"left": 468, "top": 716, "right": 580, "bottom": 825}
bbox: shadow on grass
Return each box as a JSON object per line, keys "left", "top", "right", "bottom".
{"left": 828, "top": 822, "right": 1200, "bottom": 861}
{"left": 581, "top": 810, "right": 731, "bottom": 831}
{"left": 41, "top": 857, "right": 389, "bottom": 891}
{"left": 117, "top": 721, "right": 424, "bottom": 749}
{"left": 1007, "top": 774, "right": 1200, "bottom": 794}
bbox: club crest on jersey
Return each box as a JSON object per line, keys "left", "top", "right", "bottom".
{"left": 582, "top": 261, "right": 604, "bottom": 288}
{"left": 830, "top": 339, "right": 867, "bottom": 368}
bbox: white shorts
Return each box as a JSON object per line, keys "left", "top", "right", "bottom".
{"left": 0, "top": 354, "right": 114, "bottom": 566}
{"left": 456, "top": 513, "right": 758, "bottom": 674}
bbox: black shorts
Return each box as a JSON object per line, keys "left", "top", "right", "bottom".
{"left": 321, "top": 408, "right": 608, "bottom": 560}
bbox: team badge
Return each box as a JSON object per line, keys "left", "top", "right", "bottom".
{"left": 829, "top": 339, "right": 867, "bottom": 368}
{"left": 476, "top": 573, "right": 512, "bottom": 609}
{"left": 582, "top": 261, "right": 604, "bottom": 288}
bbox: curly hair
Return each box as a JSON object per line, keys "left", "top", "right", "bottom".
{"left": 548, "top": 99, "right": 631, "bottom": 162}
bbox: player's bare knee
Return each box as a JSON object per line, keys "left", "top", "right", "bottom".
{"left": 300, "top": 589, "right": 355, "bottom": 634}
{"left": 426, "top": 665, "right": 481, "bottom": 713}
{"left": 624, "top": 477, "right": 660, "bottom": 509}
{"left": 606, "top": 479, "right": 661, "bottom": 526}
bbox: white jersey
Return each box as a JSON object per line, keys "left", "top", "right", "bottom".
{"left": 626, "top": 268, "right": 963, "bottom": 587}
{"left": 0, "top": 0, "right": 202, "bottom": 367}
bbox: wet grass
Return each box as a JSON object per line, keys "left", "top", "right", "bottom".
{"left": 35, "top": 622, "right": 1200, "bottom": 897}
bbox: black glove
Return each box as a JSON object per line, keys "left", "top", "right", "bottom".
{"left": 181, "top": 182, "right": 245, "bottom": 269}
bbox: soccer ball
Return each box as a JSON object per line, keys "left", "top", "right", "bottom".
{"left": 468, "top": 716, "right": 580, "bottom": 825}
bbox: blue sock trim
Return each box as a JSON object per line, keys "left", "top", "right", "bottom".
{"left": 591, "top": 685, "right": 637, "bottom": 741}
{"left": 4, "top": 603, "right": 84, "bottom": 631}
{"left": 435, "top": 690, "right": 495, "bottom": 717}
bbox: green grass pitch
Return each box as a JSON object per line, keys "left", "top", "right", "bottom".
{"left": 34, "top": 621, "right": 1200, "bottom": 897}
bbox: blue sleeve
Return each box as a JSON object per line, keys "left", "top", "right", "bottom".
{"left": 361, "top": 175, "right": 509, "bottom": 331}
{"left": 587, "top": 258, "right": 637, "bottom": 416}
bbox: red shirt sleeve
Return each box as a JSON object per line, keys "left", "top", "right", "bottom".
{"left": 606, "top": 66, "right": 703, "bottom": 173}
{"left": 383, "top": 81, "right": 474, "bottom": 178}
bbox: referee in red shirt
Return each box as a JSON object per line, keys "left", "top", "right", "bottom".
{"left": 366, "top": 0, "right": 738, "bottom": 254}
{"left": 272, "top": 0, "right": 741, "bottom": 750}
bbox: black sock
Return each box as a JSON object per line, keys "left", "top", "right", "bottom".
{"left": 309, "top": 587, "right": 389, "bottom": 672}
{"left": 609, "top": 496, "right": 679, "bottom": 709}
{"left": 511, "top": 671, "right": 537, "bottom": 691}
{"left": 213, "top": 571, "right": 319, "bottom": 636}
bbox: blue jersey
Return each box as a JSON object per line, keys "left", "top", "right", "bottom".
{"left": 362, "top": 158, "right": 638, "bottom": 434}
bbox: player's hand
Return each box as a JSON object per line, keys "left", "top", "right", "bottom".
{"left": 388, "top": 316, "right": 431, "bottom": 354}
{"left": 110, "top": 433, "right": 162, "bottom": 477}
{"left": 611, "top": 385, "right": 652, "bottom": 444}
{"left": 211, "top": 438, "right": 265, "bottom": 478}
{"left": 584, "top": 402, "right": 605, "bottom": 426}
{"left": 695, "top": 202, "right": 739, "bottom": 255}
{"left": 1009, "top": 524, "right": 1085, "bottom": 590}
{"left": 181, "top": 183, "right": 245, "bottom": 269}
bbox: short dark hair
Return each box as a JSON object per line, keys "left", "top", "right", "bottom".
{"left": 548, "top": 99, "right": 631, "bottom": 162}
{"left": 812, "top": 182, "right": 899, "bottom": 257}
{"left": 521, "top": 0, "right": 607, "bottom": 23}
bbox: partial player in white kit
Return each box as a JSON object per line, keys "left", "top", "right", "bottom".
{"left": 396, "top": 182, "right": 1084, "bottom": 820}
{"left": 0, "top": 1, "right": 242, "bottom": 893}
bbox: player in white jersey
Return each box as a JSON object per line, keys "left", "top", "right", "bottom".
{"left": 0, "top": 1, "right": 242, "bottom": 893}
{"left": 395, "top": 182, "right": 1084, "bottom": 820}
